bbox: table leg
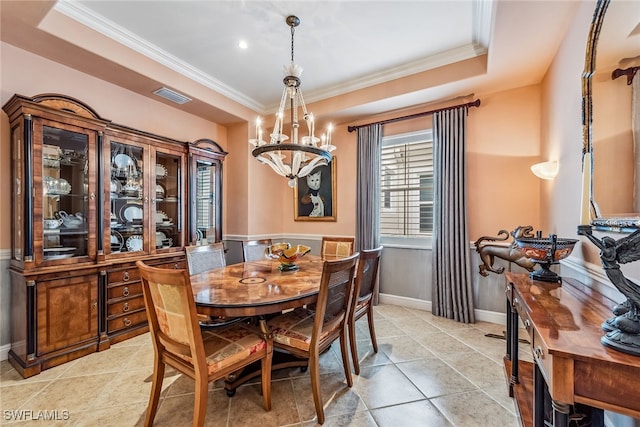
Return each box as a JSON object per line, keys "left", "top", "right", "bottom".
{"left": 533, "top": 362, "right": 546, "bottom": 427}
{"left": 509, "top": 299, "right": 520, "bottom": 393}
{"left": 506, "top": 299, "right": 512, "bottom": 362}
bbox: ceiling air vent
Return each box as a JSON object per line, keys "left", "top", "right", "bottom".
{"left": 153, "top": 87, "right": 192, "bottom": 105}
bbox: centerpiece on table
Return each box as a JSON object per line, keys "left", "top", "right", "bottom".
{"left": 266, "top": 243, "right": 311, "bottom": 271}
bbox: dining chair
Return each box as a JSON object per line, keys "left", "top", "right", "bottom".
{"left": 267, "top": 253, "right": 359, "bottom": 425}
{"left": 348, "top": 246, "right": 383, "bottom": 375}
{"left": 185, "top": 242, "right": 244, "bottom": 328}
{"left": 242, "top": 238, "right": 273, "bottom": 262}
{"left": 185, "top": 242, "right": 226, "bottom": 275}
{"left": 320, "top": 236, "right": 355, "bottom": 258}
{"left": 136, "top": 260, "right": 272, "bottom": 427}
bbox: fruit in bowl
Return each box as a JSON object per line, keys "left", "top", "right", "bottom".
{"left": 266, "top": 243, "right": 311, "bottom": 271}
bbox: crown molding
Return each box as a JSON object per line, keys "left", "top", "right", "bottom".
{"left": 55, "top": 0, "right": 493, "bottom": 116}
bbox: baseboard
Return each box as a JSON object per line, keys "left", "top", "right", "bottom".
{"left": 0, "top": 343, "right": 10, "bottom": 361}
{"left": 378, "top": 293, "right": 431, "bottom": 311}
{"left": 378, "top": 293, "right": 505, "bottom": 325}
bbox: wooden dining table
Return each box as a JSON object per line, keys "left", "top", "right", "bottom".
{"left": 189, "top": 254, "right": 333, "bottom": 394}
{"left": 190, "top": 254, "right": 330, "bottom": 318}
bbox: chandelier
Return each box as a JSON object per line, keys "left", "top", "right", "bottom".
{"left": 249, "top": 15, "right": 335, "bottom": 188}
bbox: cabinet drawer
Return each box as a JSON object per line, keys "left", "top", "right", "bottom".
{"left": 155, "top": 260, "right": 186, "bottom": 270}
{"left": 108, "top": 310, "right": 148, "bottom": 334}
{"left": 531, "top": 328, "right": 552, "bottom": 384}
{"left": 107, "top": 268, "right": 141, "bottom": 284}
{"left": 107, "top": 295, "right": 146, "bottom": 316}
{"left": 107, "top": 282, "right": 142, "bottom": 300}
{"left": 513, "top": 295, "right": 534, "bottom": 342}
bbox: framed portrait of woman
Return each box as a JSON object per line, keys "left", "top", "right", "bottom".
{"left": 293, "top": 158, "right": 337, "bottom": 221}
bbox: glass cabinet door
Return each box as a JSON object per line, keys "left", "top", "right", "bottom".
{"left": 42, "top": 125, "right": 90, "bottom": 261}
{"left": 109, "top": 141, "right": 144, "bottom": 254}
{"left": 194, "top": 159, "right": 220, "bottom": 244}
{"left": 154, "top": 152, "right": 182, "bottom": 250}
{"left": 188, "top": 139, "right": 226, "bottom": 246}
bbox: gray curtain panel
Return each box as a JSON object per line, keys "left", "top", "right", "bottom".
{"left": 432, "top": 106, "right": 475, "bottom": 323}
{"left": 356, "top": 124, "right": 382, "bottom": 302}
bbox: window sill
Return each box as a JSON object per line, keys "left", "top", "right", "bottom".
{"left": 380, "top": 236, "right": 432, "bottom": 250}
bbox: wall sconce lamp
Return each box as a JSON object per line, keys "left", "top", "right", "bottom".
{"left": 531, "top": 161, "right": 558, "bottom": 180}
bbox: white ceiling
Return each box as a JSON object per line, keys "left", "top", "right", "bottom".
{"left": 1, "top": 0, "right": 581, "bottom": 124}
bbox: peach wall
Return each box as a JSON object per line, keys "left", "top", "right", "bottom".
{"left": 253, "top": 87, "right": 543, "bottom": 240}
{"left": 0, "top": 43, "right": 232, "bottom": 249}
{"left": 540, "top": 0, "right": 595, "bottom": 250}
{"left": 2, "top": 42, "right": 544, "bottom": 246}
{"left": 467, "top": 85, "right": 542, "bottom": 238}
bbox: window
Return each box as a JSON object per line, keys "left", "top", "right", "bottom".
{"left": 380, "top": 130, "right": 433, "bottom": 237}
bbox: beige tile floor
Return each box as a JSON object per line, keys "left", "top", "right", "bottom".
{"left": 0, "top": 304, "right": 532, "bottom": 426}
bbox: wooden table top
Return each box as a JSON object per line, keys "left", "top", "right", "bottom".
{"left": 505, "top": 272, "right": 640, "bottom": 418}
{"left": 505, "top": 272, "right": 640, "bottom": 365}
{"left": 191, "top": 255, "right": 329, "bottom": 317}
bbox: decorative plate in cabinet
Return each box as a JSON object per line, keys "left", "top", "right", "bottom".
{"left": 125, "top": 235, "right": 143, "bottom": 252}
{"left": 155, "top": 163, "right": 168, "bottom": 178}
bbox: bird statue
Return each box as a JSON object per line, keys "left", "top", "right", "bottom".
{"left": 577, "top": 225, "right": 640, "bottom": 355}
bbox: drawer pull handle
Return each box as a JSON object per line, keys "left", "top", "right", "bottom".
{"left": 123, "top": 272, "right": 130, "bottom": 281}
{"left": 534, "top": 346, "right": 544, "bottom": 359}
{"left": 123, "top": 287, "right": 130, "bottom": 297}
{"left": 173, "top": 263, "right": 179, "bottom": 269}
{"left": 124, "top": 318, "right": 132, "bottom": 327}
{"left": 123, "top": 302, "right": 129, "bottom": 312}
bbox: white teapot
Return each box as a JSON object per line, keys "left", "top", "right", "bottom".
{"left": 56, "top": 210, "right": 84, "bottom": 228}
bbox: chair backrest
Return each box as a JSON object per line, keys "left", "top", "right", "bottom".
{"left": 312, "top": 253, "right": 359, "bottom": 345}
{"left": 136, "top": 261, "right": 206, "bottom": 366}
{"left": 321, "top": 236, "right": 355, "bottom": 258}
{"left": 353, "top": 246, "right": 383, "bottom": 303}
{"left": 242, "top": 239, "right": 273, "bottom": 262}
{"left": 185, "top": 242, "right": 226, "bottom": 275}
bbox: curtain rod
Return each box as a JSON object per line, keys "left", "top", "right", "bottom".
{"left": 347, "top": 98, "right": 481, "bottom": 133}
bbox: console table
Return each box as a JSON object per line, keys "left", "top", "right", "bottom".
{"left": 504, "top": 272, "right": 640, "bottom": 427}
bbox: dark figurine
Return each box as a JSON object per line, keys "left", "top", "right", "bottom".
{"left": 577, "top": 225, "right": 640, "bottom": 356}
{"left": 474, "top": 226, "right": 536, "bottom": 276}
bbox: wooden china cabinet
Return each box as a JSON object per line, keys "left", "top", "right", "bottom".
{"left": 3, "top": 94, "right": 226, "bottom": 377}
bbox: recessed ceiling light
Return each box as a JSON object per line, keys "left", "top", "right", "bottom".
{"left": 238, "top": 40, "right": 248, "bottom": 50}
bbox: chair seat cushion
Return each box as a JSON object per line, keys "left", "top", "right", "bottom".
{"left": 199, "top": 323, "right": 267, "bottom": 374}
{"left": 269, "top": 308, "right": 329, "bottom": 352}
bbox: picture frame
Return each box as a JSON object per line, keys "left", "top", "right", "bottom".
{"left": 294, "top": 157, "right": 337, "bottom": 221}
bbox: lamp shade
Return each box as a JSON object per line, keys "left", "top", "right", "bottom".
{"left": 531, "top": 161, "right": 558, "bottom": 180}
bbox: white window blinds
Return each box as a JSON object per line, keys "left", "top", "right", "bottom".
{"left": 196, "top": 163, "right": 216, "bottom": 230}
{"left": 380, "top": 130, "right": 433, "bottom": 237}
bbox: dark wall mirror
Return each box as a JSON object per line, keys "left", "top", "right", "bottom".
{"left": 586, "top": 0, "right": 640, "bottom": 230}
